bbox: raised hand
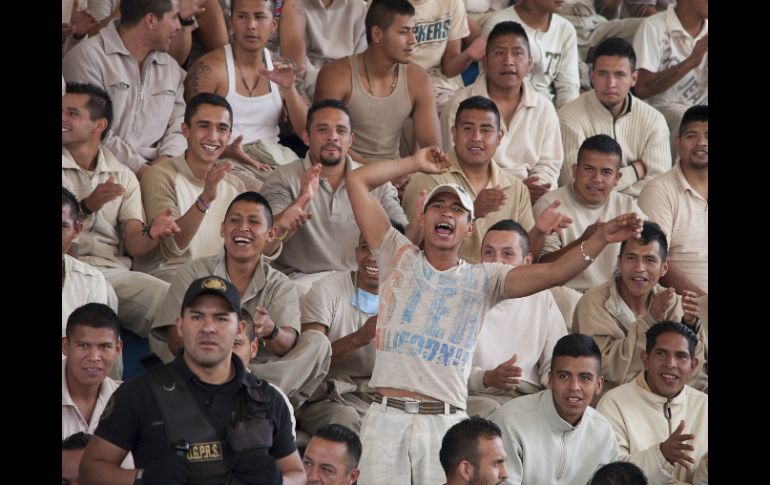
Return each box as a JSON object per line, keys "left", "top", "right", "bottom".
{"left": 413, "top": 146, "right": 452, "bottom": 174}
{"left": 649, "top": 287, "right": 676, "bottom": 322}
{"left": 83, "top": 176, "right": 125, "bottom": 213}
{"left": 202, "top": 161, "right": 233, "bottom": 204}
{"left": 150, "top": 208, "right": 181, "bottom": 239}
{"left": 464, "top": 36, "right": 488, "bottom": 61}
{"left": 483, "top": 354, "right": 522, "bottom": 391}
{"left": 680, "top": 290, "right": 701, "bottom": 327}
{"left": 69, "top": 0, "right": 98, "bottom": 38}
{"left": 353, "top": 316, "right": 378, "bottom": 347}
{"left": 534, "top": 199, "right": 573, "bottom": 235}
{"left": 474, "top": 185, "right": 507, "bottom": 219}
{"left": 178, "top": 0, "right": 207, "bottom": 20}
{"left": 659, "top": 420, "right": 696, "bottom": 469}
{"left": 523, "top": 176, "right": 551, "bottom": 204}
{"left": 253, "top": 306, "right": 276, "bottom": 339}
{"left": 600, "top": 213, "right": 643, "bottom": 243}
{"left": 259, "top": 59, "right": 298, "bottom": 90}
{"left": 300, "top": 163, "right": 322, "bottom": 200}
{"left": 224, "top": 135, "right": 271, "bottom": 171}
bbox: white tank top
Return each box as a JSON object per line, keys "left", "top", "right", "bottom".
{"left": 224, "top": 44, "right": 282, "bottom": 144}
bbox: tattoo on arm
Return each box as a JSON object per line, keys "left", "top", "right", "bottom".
{"left": 185, "top": 62, "right": 213, "bottom": 100}
{"left": 643, "top": 63, "right": 686, "bottom": 94}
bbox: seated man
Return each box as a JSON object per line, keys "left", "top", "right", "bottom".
{"left": 490, "top": 333, "right": 618, "bottom": 485}
{"left": 346, "top": 137, "right": 640, "bottom": 483}
{"left": 62, "top": 0, "right": 186, "bottom": 180}
{"left": 403, "top": 96, "right": 543, "bottom": 265}
{"left": 296, "top": 223, "right": 403, "bottom": 434}
{"left": 261, "top": 99, "right": 415, "bottom": 296}
{"left": 150, "top": 191, "right": 330, "bottom": 408}
{"left": 597, "top": 321, "right": 708, "bottom": 484}
{"left": 573, "top": 221, "right": 706, "bottom": 395}
{"left": 302, "top": 424, "right": 362, "bottom": 485}
{"left": 186, "top": 0, "right": 308, "bottom": 190}
{"left": 482, "top": 0, "right": 580, "bottom": 108}
{"left": 135, "top": 93, "right": 245, "bottom": 283}
{"left": 535, "top": 134, "right": 644, "bottom": 324}
{"left": 439, "top": 417, "right": 509, "bottom": 485}
{"left": 441, "top": 21, "right": 563, "bottom": 203}
{"left": 315, "top": 0, "right": 440, "bottom": 169}
{"left": 638, "top": 105, "right": 708, "bottom": 296}
{"left": 557, "top": 37, "right": 671, "bottom": 197}
{"left": 278, "top": 0, "right": 368, "bottom": 99}
{"left": 467, "top": 219, "right": 567, "bottom": 418}
{"left": 632, "top": 0, "right": 708, "bottom": 148}
{"left": 62, "top": 303, "right": 133, "bottom": 468}
{"left": 62, "top": 82, "right": 178, "bottom": 338}
{"left": 80, "top": 275, "right": 306, "bottom": 484}
{"left": 61, "top": 187, "right": 118, "bottom": 339}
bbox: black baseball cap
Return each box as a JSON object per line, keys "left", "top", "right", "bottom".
{"left": 180, "top": 276, "right": 241, "bottom": 316}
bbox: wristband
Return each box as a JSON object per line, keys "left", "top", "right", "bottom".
{"left": 579, "top": 241, "right": 596, "bottom": 263}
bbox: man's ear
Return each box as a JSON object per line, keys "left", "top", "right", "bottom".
{"left": 62, "top": 337, "right": 69, "bottom": 356}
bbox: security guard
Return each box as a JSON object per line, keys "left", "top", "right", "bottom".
{"left": 80, "top": 276, "right": 306, "bottom": 485}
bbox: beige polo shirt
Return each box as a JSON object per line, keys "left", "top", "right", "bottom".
{"left": 261, "top": 154, "right": 408, "bottom": 276}
{"left": 299, "top": 0, "right": 368, "bottom": 69}
{"left": 401, "top": 149, "right": 534, "bottom": 264}
{"left": 441, "top": 75, "right": 564, "bottom": 188}
{"left": 637, "top": 163, "right": 708, "bottom": 293}
{"left": 151, "top": 249, "right": 300, "bottom": 362}
{"left": 62, "top": 146, "right": 145, "bottom": 270}
{"left": 62, "top": 254, "right": 119, "bottom": 337}
{"left": 135, "top": 155, "right": 246, "bottom": 279}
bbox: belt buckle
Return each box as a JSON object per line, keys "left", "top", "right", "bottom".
{"left": 403, "top": 401, "right": 420, "bottom": 414}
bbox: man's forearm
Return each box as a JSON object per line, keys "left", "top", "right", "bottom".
{"left": 266, "top": 327, "right": 298, "bottom": 357}
{"left": 635, "top": 63, "right": 695, "bottom": 99}
{"left": 354, "top": 155, "right": 420, "bottom": 191}
{"left": 660, "top": 262, "right": 706, "bottom": 296}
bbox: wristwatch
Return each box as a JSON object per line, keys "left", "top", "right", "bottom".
{"left": 264, "top": 322, "right": 280, "bottom": 341}
{"left": 178, "top": 13, "right": 196, "bottom": 26}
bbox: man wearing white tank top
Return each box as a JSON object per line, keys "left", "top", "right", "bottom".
{"left": 186, "top": 0, "right": 308, "bottom": 191}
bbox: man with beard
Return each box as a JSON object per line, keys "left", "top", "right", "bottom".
{"left": 638, "top": 105, "right": 708, "bottom": 296}
{"left": 440, "top": 417, "right": 509, "bottom": 485}
{"left": 260, "top": 99, "right": 418, "bottom": 297}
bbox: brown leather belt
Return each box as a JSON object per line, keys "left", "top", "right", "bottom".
{"left": 374, "top": 393, "right": 461, "bottom": 414}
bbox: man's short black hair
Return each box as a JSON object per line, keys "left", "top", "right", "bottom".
{"left": 439, "top": 417, "right": 502, "bottom": 475}
{"left": 66, "top": 303, "right": 122, "bottom": 341}
{"left": 552, "top": 334, "right": 602, "bottom": 371}
{"left": 455, "top": 95, "right": 501, "bottom": 131}
{"left": 590, "top": 461, "right": 648, "bottom": 485}
{"left": 306, "top": 99, "right": 352, "bottom": 134}
{"left": 577, "top": 134, "right": 622, "bottom": 169}
{"left": 619, "top": 221, "right": 669, "bottom": 261}
{"left": 312, "top": 424, "right": 362, "bottom": 471}
{"left": 65, "top": 82, "right": 113, "bottom": 141}
{"left": 365, "top": 0, "right": 415, "bottom": 43}
{"left": 62, "top": 432, "right": 92, "bottom": 450}
{"left": 484, "top": 219, "right": 530, "bottom": 256}
{"left": 486, "top": 21, "right": 530, "bottom": 56}
{"left": 679, "top": 105, "right": 708, "bottom": 137}
{"left": 62, "top": 187, "right": 80, "bottom": 223}
{"left": 590, "top": 37, "right": 637, "bottom": 70}
{"left": 231, "top": 0, "right": 276, "bottom": 17}
{"left": 184, "top": 92, "right": 234, "bottom": 127}
{"left": 120, "top": 0, "right": 174, "bottom": 27}
{"left": 225, "top": 191, "right": 274, "bottom": 228}
{"left": 645, "top": 321, "right": 698, "bottom": 358}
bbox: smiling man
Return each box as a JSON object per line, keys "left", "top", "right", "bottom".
{"left": 62, "top": 0, "right": 186, "bottom": 180}
{"left": 573, "top": 221, "right": 707, "bottom": 395}
{"left": 597, "top": 321, "right": 708, "bottom": 484}
{"left": 535, "top": 134, "right": 645, "bottom": 325}
{"left": 148, "top": 191, "right": 331, "bottom": 408}
{"left": 489, "top": 334, "right": 618, "bottom": 485}
{"left": 441, "top": 21, "right": 563, "bottom": 204}
{"left": 346, "top": 135, "right": 641, "bottom": 482}
{"left": 80, "top": 275, "right": 306, "bottom": 485}
{"left": 404, "top": 95, "right": 551, "bottom": 264}
{"left": 135, "top": 93, "right": 245, "bottom": 283}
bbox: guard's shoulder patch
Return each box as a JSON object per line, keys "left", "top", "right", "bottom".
{"left": 100, "top": 394, "right": 116, "bottom": 422}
